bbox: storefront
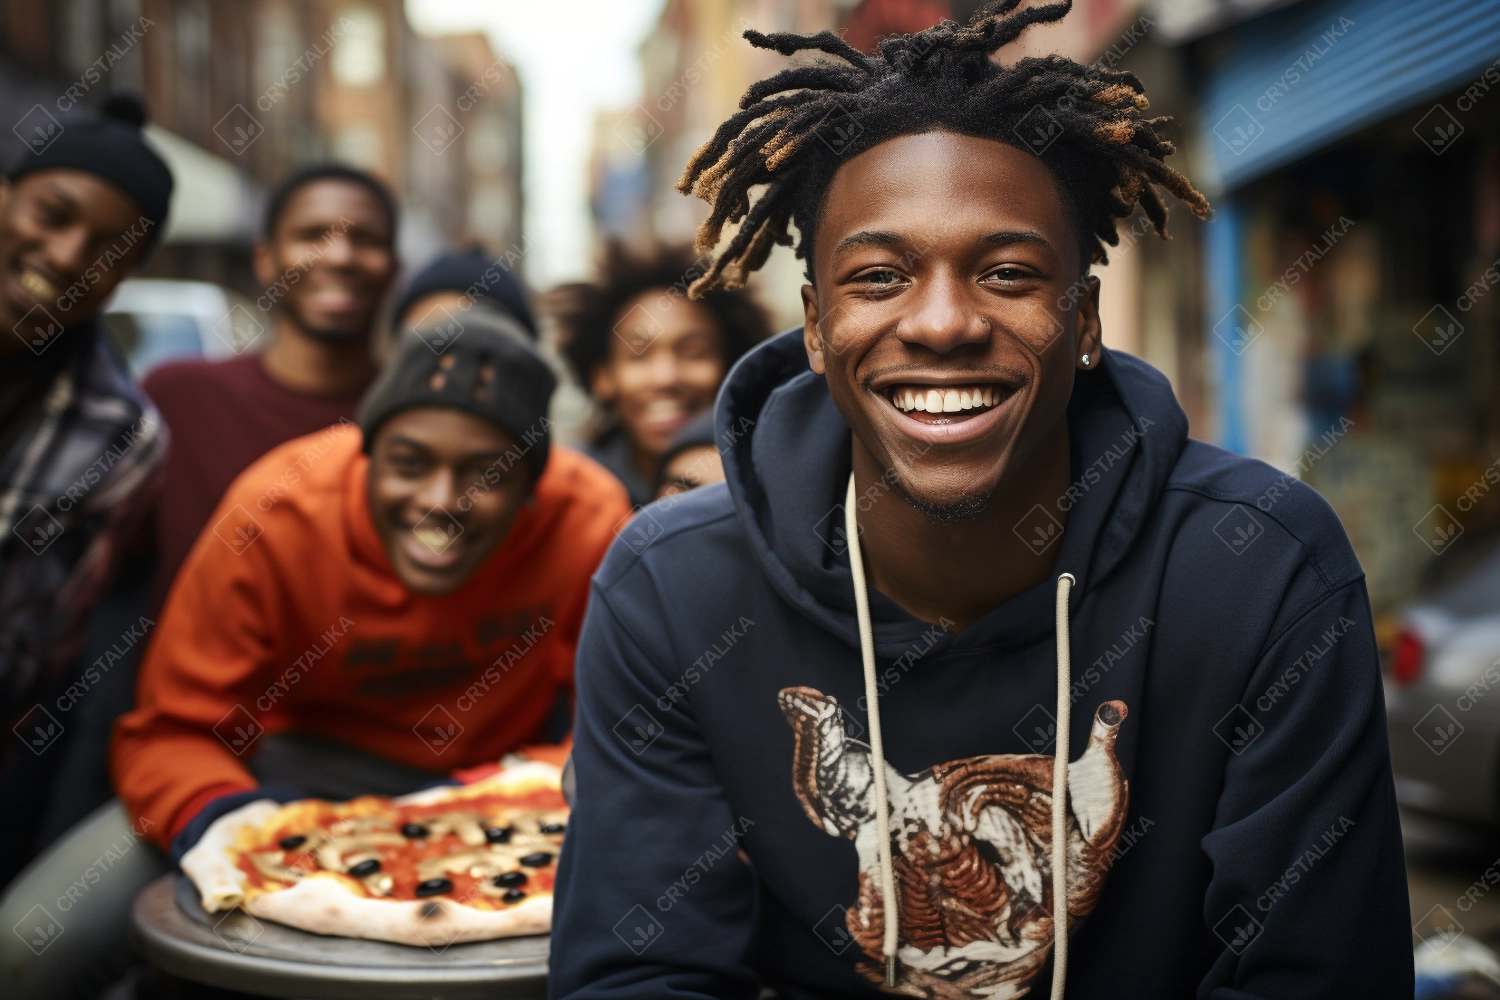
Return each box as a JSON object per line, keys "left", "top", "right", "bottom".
{"left": 1187, "top": 0, "right": 1500, "bottom": 615}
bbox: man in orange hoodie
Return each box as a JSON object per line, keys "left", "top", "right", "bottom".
{"left": 1, "top": 310, "right": 628, "bottom": 998}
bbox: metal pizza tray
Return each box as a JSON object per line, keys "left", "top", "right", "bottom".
{"left": 129, "top": 874, "right": 549, "bottom": 999}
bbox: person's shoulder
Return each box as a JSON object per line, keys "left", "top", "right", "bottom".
{"left": 1163, "top": 436, "right": 1362, "bottom": 591}
{"left": 593, "top": 481, "right": 743, "bottom": 593}
{"left": 217, "top": 422, "right": 361, "bottom": 517}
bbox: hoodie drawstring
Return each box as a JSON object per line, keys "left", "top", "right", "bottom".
{"left": 844, "top": 475, "right": 898, "bottom": 987}
{"left": 843, "top": 473, "right": 1075, "bottom": 997}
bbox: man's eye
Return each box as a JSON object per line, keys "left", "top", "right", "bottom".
{"left": 985, "top": 266, "right": 1031, "bottom": 283}
{"left": 855, "top": 269, "right": 904, "bottom": 286}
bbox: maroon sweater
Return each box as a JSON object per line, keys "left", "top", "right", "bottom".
{"left": 142, "top": 355, "right": 372, "bottom": 607}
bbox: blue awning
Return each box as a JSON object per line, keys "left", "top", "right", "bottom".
{"left": 1198, "top": 0, "right": 1500, "bottom": 193}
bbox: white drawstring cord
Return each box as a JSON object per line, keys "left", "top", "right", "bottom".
{"left": 1052, "top": 572, "right": 1075, "bottom": 1000}
{"left": 844, "top": 474, "right": 898, "bottom": 987}
{"left": 843, "top": 473, "right": 1075, "bottom": 995}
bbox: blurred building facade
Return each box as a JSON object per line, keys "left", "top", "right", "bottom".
{"left": 0, "top": 0, "right": 524, "bottom": 295}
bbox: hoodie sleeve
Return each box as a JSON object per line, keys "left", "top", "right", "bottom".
{"left": 550, "top": 581, "right": 761, "bottom": 1000}
{"left": 1198, "top": 578, "right": 1413, "bottom": 999}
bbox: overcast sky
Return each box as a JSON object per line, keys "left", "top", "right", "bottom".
{"left": 406, "top": 0, "right": 666, "bottom": 286}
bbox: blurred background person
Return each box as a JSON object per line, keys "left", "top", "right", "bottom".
{"left": 142, "top": 164, "right": 398, "bottom": 611}
{"left": 653, "top": 409, "right": 724, "bottom": 500}
{"left": 394, "top": 245, "right": 538, "bottom": 337}
{"left": 0, "top": 94, "right": 171, "bottom": 886}
{"left": 551, "top": 241, "right": 769, "bottom": 506}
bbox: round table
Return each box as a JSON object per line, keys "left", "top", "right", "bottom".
{"left": 130, "top": 875, "right": 549, "bottom": 999}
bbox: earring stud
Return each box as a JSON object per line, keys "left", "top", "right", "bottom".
{"left": 1081, "top": 354, "right": 1091, "bottom": 366}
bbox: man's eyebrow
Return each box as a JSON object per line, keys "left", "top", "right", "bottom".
{"left": 38, "top": 182, "right": 79, "bottom": 212}
{"left": 982, "top": 230, "right": 1054, "bottom": 252}
{"left": 832, "top": 230, "right": 903, "bottom": 255}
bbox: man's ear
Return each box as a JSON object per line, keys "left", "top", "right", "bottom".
{"left": 1076, "top": 273, "right": 1103, "bottom": 368}
{"left": 251, "top": 240, "right": 277, "bottom": 290}
{"left": 589, "top": 363, "right": 617, "bottom": 406}
{"left": 801, "top": 284, "right": 825, "bottom": 375}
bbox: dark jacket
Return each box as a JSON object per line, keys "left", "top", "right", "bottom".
{"left": 552, "top": 331, "right": 1412, "bottom": 999}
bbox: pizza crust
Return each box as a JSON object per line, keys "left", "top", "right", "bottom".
{"left": 181, "top": 799, "right": 286, "bottom": 912}
{"left": 244, "top": 875, "right": 552, "bottom": 946}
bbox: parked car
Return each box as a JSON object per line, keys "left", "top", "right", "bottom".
{"left": 101, "top": 278, "right": 260, "bottom": 376}
{"left": 1386, "top": 544, "right": 1500, "bottom": 826}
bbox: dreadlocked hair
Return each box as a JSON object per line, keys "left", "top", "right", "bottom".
{"left": 676, "top": 0, "right": 1211, "bottom": 297}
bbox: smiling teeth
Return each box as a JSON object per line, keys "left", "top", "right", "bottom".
{"left": 19, "top": 269, "right": 54, "bottom": 300}
{"left": 892, "top": 386, "right": 998, "bottom": 413}
{"left": 413, "top": 526, "right": 455, "bottom": 552}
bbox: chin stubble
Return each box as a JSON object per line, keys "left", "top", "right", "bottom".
{"left": 891, "top": 473, "right": 994, "bottom": 523}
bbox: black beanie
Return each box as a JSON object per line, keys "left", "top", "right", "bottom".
{"left": 8, "top": 94, "right": 173, "bottom": 245}
{"left": 358, "top": 310, "right": 556, "bottom": 481}
{"left": 394, "top": 248, "right": 537, "bottom": 339}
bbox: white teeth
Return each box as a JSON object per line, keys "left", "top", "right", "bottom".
{"left": 890, "top": 386, "right": 1000, "bottom": 414}
{"left": 19, "top": 269, "right": 55, "bottom": 300}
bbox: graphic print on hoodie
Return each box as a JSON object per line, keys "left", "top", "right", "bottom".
{"left": 549, "top": 330, "right": 1413, "bottom": 1000}
{"left": 780, "top": 687, "right": 1129, "bottom": 997}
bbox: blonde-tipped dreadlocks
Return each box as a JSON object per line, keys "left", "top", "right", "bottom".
{"left": 677, "top": 0, "right": 1211, "bottom": 297}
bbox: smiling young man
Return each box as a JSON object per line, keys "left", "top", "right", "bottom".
{"left": 141, "top": 164, "right": 399, "bottom": 608}
{"left": 552, "top": 5, "right": 1411, "bottom": 999}
{"left": 113, "top": 311, "right": 628, "bottom": 848}
{"left": 0, "top": 95, "right": 170, "bottom": 879}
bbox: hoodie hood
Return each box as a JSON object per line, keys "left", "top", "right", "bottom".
{"left": 716, "top": 329, "right": 1188, "bottom": 659}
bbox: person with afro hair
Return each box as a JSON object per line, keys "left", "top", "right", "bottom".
{"left": 552, "top": 3, "right": 1411, "bottom": 998}
{"left": 552, "top": 241, "right": 770, "bottom": 506}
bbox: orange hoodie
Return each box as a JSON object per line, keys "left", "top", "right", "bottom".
{"left": 112, "top": 424, "right": 630, "bottom": 848}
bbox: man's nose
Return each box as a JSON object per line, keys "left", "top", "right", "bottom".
{"left": 415, "top": 467, "right": 459, "bottom": 512}
{"left": 896, "top": 270, "right": 991, "bottom": 354}
{"left": 44, "top": 225, "right": 94, "bottom": 277}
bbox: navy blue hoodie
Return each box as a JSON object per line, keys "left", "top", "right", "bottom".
{"left": 551, "top": 332, "right": 1412, "bottom": 999}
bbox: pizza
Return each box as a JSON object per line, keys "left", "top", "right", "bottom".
{"left": 180, "top": 760, "right": 567, "bottom": 947}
